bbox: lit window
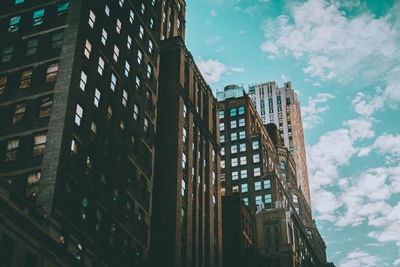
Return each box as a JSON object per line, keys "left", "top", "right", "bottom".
{"left": 183, "top": 104, "right": 187, "bottom": 118}
{"left": 98, "top": 57, "right": 104, "bottom": 75}
{"left": 255, "top": 181, "right": 262, "bottom": 190}
{"left": 243, "top": 198, "right": 249, "bottom": 206}
{"left": 139, "top": 25, "right": 144, "bottom": 39}
{"left": 84, "top": 40, "right": 91, "bottom": 58}
{"left": 26, "top": 172, "right": 41, "bottom": 198}
{"left": 113, "top": 45, "right": 119, "bottom": 62}
{"left": 135, "top": 76, "right": 141, "bottom": 89}
{"left": 147, "top": 64, "right": 152, "bottom": 79}
{"left": 144, "top": 117, "right": 149, "bottom": 133}
{"left": 45, "top": 63, "right": 58, "bottom": 82}
{"left": 177, "top": 19, "right": 181, "bottom": 29}
{"left": 182, "top": 153, "right": 186, "bottom": 168}
{"left": 122, "top": 90, "right": 128, "bottom": 106}
{"left": 33, "top": 133, "right": 46, "bottom": 156}
{"left": 129, "top": 10, "right": 134, "bottom": 23}
{"left": 230, "top": 108, "right": 236, "bottom": 117}
{"left": 232, "top": 171, "right": 238, "bottom": 180}
{"left": 152, "top": 0, "right": 156, "bottom": 6}
{"left": 119, "top": 0, "right": 124, "bottom": 7}
{"left": 231, "top": 145, "right": 237, "bottom": 154}
{"left": 219, "top": 123, "right": 225, "bottom": 131}
{"left": 280, "top": 161, "right": 286, "bottom": 170}
{"left": 254, "top": 167, "right": 261, "bottom": 177}
{"left": 26, "top": 39, "right": 39, "bottom": 56}
{"left": 110, "top": 73, "right": 117, "bottom": 91}
{"left": 221, "top": 187, "right": 226, "bottom": 196}
{"left": 90, "top": 122, "right": 97, "bottom": 135}
{"left": 124, "top": 61, "right": 130, "bottom": 77}
{"left": 2, "top": 46, "right": 14, "bottom": 63}
{"left": 101, "top": 29, "right": 107, "bottom": 45}
{"left": 70, "top": 139, "right": 77, "bottom": 154}
{"left": 15, "top": 0, "right": 24, "bottom": 4}
{"left": 148, "top": 40, "right": 153, "bottom": 53}
{"left": 19, "top": 70, "right": 32, "bottom": 89}
{"left": 238, "top": 106, "right": 245, "bottom": 115}
{"left": 94, "top": 89, "right": 100, "bottom": 107}
{"left": 141, "top": 3, "right": 145, "bottom": 13}
{"left": 239, "top": 118, "right": 245, "bottom": 127}
{"left": 230, "top": 133, "right": 237, "bottom": 141}
{"left": 293, "top": 195, "right": 298, "bottom": 203}
{"left": 51, "top": 31, "right": 64, "bottom": 49}
{"left": 220, "top": 160, "right": 225, "bottom": 169}
{"left": 252, "top": 141, "right": 259, "bottom": 150}
{"left": 219, "top": 111, "right": 224, "bottom": 119}
{"left": 220, "top": 135, "right": 225, "bottom": 143}
{"left": 231, "top": 158, "right": 238, "bottom": 167}
{"left": 80, "top": 71, "right": 87, "bottom": 90}
{"left": 240, "top": 156, "right": 246, "bottom": 165}
{"left": 255, "top": 195, "right": 263, "bottom": 206}
{"left": 5, "top": 139, "right": 19, "bottom": 161}
{"left": 133, "top": 104, "right": 139, "bottom": 120}
{"left": 116, "top": 19, "right": 122, "bottom": 34}
{"left": 105, "top": 4, "right": 110, "bottom": 16}
{"left": 150, "top": 18, "right": 154, "bottom": 29}
{"left": 241, "top": 170, "right": 247, "bottom": 179}
{"left": 265, "top": 194, "right": 272, "bottom": 204}
{"left": 75, "top": 104, "right": 83, "bottom": 126}
{"left": 230, "top": 120, "right": 237, "bottom": 129}
{"left": 57, "top": 2, "right": 69, "bottom": 15}
{"left": 12, "top": 103, "right": 26, "bottom": 124}
{"left": 120, "top": 120, "right": 125, "bottom": 130}
{"left": 181, "top": 179, "right": 186, "bottom": 196}
{"left": 88, "top": 10, "right": 95, "bottom": 28}
{"left": 0, "top": 76, "right": 7, "bottom": 95}
{"left": 127, "top": 35, "right": 132, "bottom": 49}
{"left": 239, "top": 143, "right": 246, "bottom": 152}
{"left": 33, "top": 9, "right": 44, "bottom": 26}
{"left": 137, "top": 50, "right": 143, "bottom": 64}
{"left": 9, "top": 16, "right": 21, "bottom": 32}
{"left": 239, "top": 131, "right": 245, "bottom": 139}
{"left": 232, "top": 185, "right": 239, "bottom": 192}
{"left": 107, "top": 105, "right": 112, "bottom": 120}
{"left": 253, "top": 154, "right": 260, "bottom": 163}
{"left": 264, "top": 180, "right": 270, "bottom": 189}
{"left": 39, "top": 97, "right": 52, "bottom": 118}
{"left": 241, "top": 184, "right": 248, "bottom": 193}
{"left": 221, "top": 147, "right": 225, "bottom": 156}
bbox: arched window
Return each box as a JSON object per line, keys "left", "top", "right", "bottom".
{"left": 280, "top": 161, "right": 286, "bottom": 170}
{"left": 238, "top": 106, "right": 245, "bottom": 115}
{"left": 293, "top": 194, "right": 298, "bottom": 203}
{"left": 230, "top": 108, "right": 236, "bottom": 117}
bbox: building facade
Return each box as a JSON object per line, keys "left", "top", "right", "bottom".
{"left": 150, "top": 36, "right": 222, "bottom": 267}
{"left": 0, "top": 0, "right": 167, "bottom": 265}
{"left": 249, "top": 81, "right": 311, "bottom": 207}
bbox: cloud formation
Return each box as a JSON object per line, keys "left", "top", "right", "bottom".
{"left": 301, "top": 93, "right": 335, "bottom": 129}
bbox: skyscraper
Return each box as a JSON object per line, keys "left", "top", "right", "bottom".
{"left": 0, "top": 0, "right": 166, "bottom": 265}
{"left": 249, "top": 81, "right": 311, "bottom": 208}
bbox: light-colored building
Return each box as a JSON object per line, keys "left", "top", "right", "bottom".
{"left": 248, "top": 81, "right": 311, "bottom": 208}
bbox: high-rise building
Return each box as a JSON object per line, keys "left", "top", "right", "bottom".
{"left": 0, "top": 0, "right": 165, "bottom": 265}
{"left": 150, "top": 36, "right": 222, "bottom": 267}
{"left": 249, "top": 81, "right": 311, "bottom": 208}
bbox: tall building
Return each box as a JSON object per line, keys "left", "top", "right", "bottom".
{"left": 150, "top": 36, "right": 222, "bottom": 267}
{"left": 0, "top": 0, "right": 165, "bottom": 265}
{"left": 249, "top": 81, "right": 311, "bottom": 208}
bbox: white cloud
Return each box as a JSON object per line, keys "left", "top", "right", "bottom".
{"left": 230, "top": 67, "right": 244, "bottom": 72}
{"left": 373, "top": 134, "right": 400, "bottom": 159}
{"left": 281, "top": 73, "right": 289, "bottom": 81}
{"left": 196, "top": 57, "right": 228, "bottom": 83}
{"left": 210, "top": 10, "right": 217, "bottom": 17}
{"left": 343, "top": 118, "right": 374, "bottom": 141}
{"left": 302, "top": 93, "right": 335, "bottom": 129}
{"left": 339, "top": 249, "right": 382, "bottom": 267}
{"left": 206, "top": 35, "right": 221, "bottom": 44}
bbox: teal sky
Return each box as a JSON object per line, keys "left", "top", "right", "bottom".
{"left": 185, "top": 0, "right": 400, "bottom": 266}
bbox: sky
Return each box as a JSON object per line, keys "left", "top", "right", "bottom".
{"left": 185, "top": 0, "right": 400, "bottom": 266}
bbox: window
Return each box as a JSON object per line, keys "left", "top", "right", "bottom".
{"left": 75, "top": 104, "right": 83, "bottom": 126}
{"left": 219, "top": 110, "right": 224, "bottom": 119}
{"left": 220, "top": 160, "right": 225, "bottom": 169}
{"left": 135, "top": 76, "right": 141, "bottom": 89}
{"left": 253, "top": 154, "right": 260, "bottom": 163}
{"left": 122, "top": 90, "right": 128, "bottom": 106}
{"left": 26, "top": 172, "right": 41, "bottom": 198}
{"left": 19, "top": 70, "right": 32, "bottom": 89}
{"left": 241, "top": 170, "right": 247, "bottom": 179}
{"left": 150, "top": 17, "right": 154, "bottom": 29}
{"left": 231, "top": 145, "right": 237, "bottom": 154}
{"left": 90, "top": 122, "right": 97, "bottom": 135}
{"left": 243, "top": 198, "right": 249, "bottom": 206}
{"left": 133, "top": 104, "right": 139, "bottom": 120}
{"left": 51, "top": 31, "right": 64, "bottom": 49}
{"left": 241, "top": 183, "right": 248, "bottom": 193}
{"left": 144, "top": 117, "right": 149, "bottom": 133}
{"left": 57, "top": 2, "right": 69, "bottom": 15}
{"left": 181, "top": 179, "right": 186, "bottom": 196}
{"left": 265, "top": 194, "right": 272, "bottom": 203}
{"left": 127, "top": 35, "right": 132, "bottom": 49}
{"left": 124, "top": 61, "right": 130, "bottom": 77}
{"left": 12, "top": 103, "right": 26, "bottom": 124}
{"left": 149, "top": 40, "right": 153, "bottom": 53}
{"left": 88, "top": 10, "right": 95, "bottom": 28}
{"left": 139, "top": 25, "right": 144, "bottom": 39}
{"left": 255, "top": 195, "right": 263, "bottom": 206}
{"left": 110, "top": 73, "right": 117, "bottom": 91}
{"left": 255, "top": 181, "right": 262, "bottom": 190}
{"left": 137, "top": 50, "right": 143, "bottom": 64}
{"left": 26, "top": 39, "right": 39, "bottom": 56}
{"left": 46, "top": 63, "right": 58, "bottom": 82}
{"left": 0, "top": 76, "right": 6, "bottom": 95}
{"left": 15, "top": 0, "right": 24, "bottom": 4}
{"left": 84, "top": 40, "right": 91, "bottom": 58}
{"left": 128, "top": 10, "right": 134, "bottom": 23}
{"left": 113, "top": 45, "right": 119, "bottom": 62}
{"left": 101, "top": 29, "right": 107, "bottom": 45}
{"left": 232, "top": 185, "right": 239, "bottom": 192}
{"left": 252, "top": 141, "right": 259, "bottom": 150}
{"left": 9, "top": 16, "right": 21, "bottom": 32}
{"left": 239, "top": 143, "right": 246, "bottom": 152}
{"left": 230, "top": 108, "right": 236, "bottom": 117}
{"left": 141, "top": 3, "right": 145, "bottom": 13}
{"left": 231, "top": 158, "right": 238, "bottom": 167}
{"left": 152, "top": 0, "right": 156, "bottom": 6}
{"left": 98, "top": 57, "right": 104, "bottom": 75}
{"left": 254, "top": 167, "right": 261, "bottom": 177}
{"left": 182, "top": 128, "right": 187, "bottom": 143}
{"left": 239, "top": 131, "right": 246, "bottom": 139}
{"left": 116, "top": 19, "right": 122, "bottom": 34}
{"left": 2, "top": 46, "right": 14, "bottom": 63}
{"left": 238, "top": 118, "right": 245, "bottom": 127}
{"left": 220, "top": 135, "right": 225, "bottom": 143}
{"left": 221, "top": 187, "right": 226, "bottom": 196}
{"left": 280, "top": 161, "right": 285, "bottom": 170}
{"left": 39, "top": 97, "right": 52, "bottom": 118}
{"left": 240, "top": 156, "right": 247, "bottom": 165}
{"left": 219, "top": 123, "right": 225, "bottom": 131}
{"left": 80, "top": 71, "right": 87, "bottom": 90}
{"left": 94, "top": 89, "right": 100, "bottom": 107}
{"left": 182, "top": 153, "right": 186, "bottom": 168}
{"left": 119, "top": 0, "right": 124, "bottom": 7}
{"left": 237, "top": 106, "right": 244, "bottom": 115}
{"left": 5, "top": 139, "right": 19, "bottom": 161}
{"left": 230, "top": 120, "right": 237, "bottom": 129}
{"left": 264, "top": 180, "right": 270, "bottom": 189}
{"left": 33, "top": 9, "right": 45, "bottom": 26}
{"left": 105, "top": 4, "right": 110, "bottom": 16}
{"left": 232, "top": 171, "right": 238, "bottom": 180}
{"left": 221, "top": 147, "right": 225, "bottom": 156}
{"left": 230, "top": 133, "right": 237, "bottom": 141}
{"left": 70, "top": 139, "right": 78, "bottom": 154}
{"left": 147, "top": 64, "right": 152, "bottom": 79}
{"left": 107, "top": 105, "right": 112, "bottom": 120}
{"left": 293, "top": 195, "right": 298, "bottom": 203}
{"left": 33, "top": 133, "right": 46, "bottom": 155}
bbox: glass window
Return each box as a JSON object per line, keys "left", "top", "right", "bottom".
{"left": 137, "top": 50, "right": 143, "bottom": 64}
{"left": 238, "top": 118, "right": 245, "bottom": 127}
{"left": 232, "top": 185, "right": 239, "bottom": 192}
{"left": 2, "top": 46, "right": 14, "bottom": 63}
{"left": 46, "top": 63, "right": 58, "bottom": 82}
{"left": 265, "top": 194, "right": 272, "bottom": 203}
{"left": 231, "top": 158, "right": 238, "bottom": 167}
{"left": 116, "top": 19, "right": 122, "bottom": 33}
{"left": 243, "top": 197, "right": 249, "bottom": 206}
{"left": 57, "top": 2, "right": 69, "bottom": 15}
{"left": 39, "top": 97, "right": 52, "bottom": 118}
{"left": 181, "top": 179, "right": 186, "bottom": 196}
{"left": 238, "top": 106, "right": 245, "bottom": 115}
{"left": 241, "top": 184, "right": 248, "bottom": 193}
{"left": 88, "top": 10, "right": 95, "bottom": 28}
{"left": 219, "top": 110, "right": 224, "bottom": 119}
{"left": 19, "top": 70, "right": 32, "bottom": 89}
{"left": 75, "top": 104, "right": 83, "bottom": 126}
{"left": 144, "top": 117, "right": 149, "bottom": 133}
{"left": 119, "top": 0, "right": 124, "bottom": 7}
{"left": 293, "top": 195, "right": 298, "bottom": 203}
{"left": 255, "top": 181, "right": 262, "bottom": 190}
{"left": 219, "top": 123, "right": 225, "bottom": 131}
{"left": 252, "top": 141, "right": 259, "bottom": 150}
{"left": 51, "top": 31, "right": 64, "bottom": 49}
{"left": 264, "top": 180, "right": 270, "bottom": 189}
{"left": 230, "top": 133, "right": 237, "bottom": 141}
{"left": 15, "top": 0, "right": 24, "bottom": 4}
{"left": 0, "top": 76, "right": 7, "bottom": 95}
{"left": 127, "top": 35, "right": 132, "bottom": 49}
{"left": 230, "top": 120, "right": 237, "bottom": 129}
{"left": 141, "top": 3, "right": 145, "bottom": 13}
{"left": 231, "top": 145, "right": 237, "bottom": 154}
{"left": 122, "top": 90, "right": 128, "bottom": 106}
{"left": 280, "top": 161, "right": 286, "bottom": 170}
{"left": 230, "top": 108, "right": 236, "bottom": 117}
{"left": 98, "top": 57, "right": 104, "bottom": 75}
{"left": 253, "top": 154, "right": 260, "bottom": 163}
{"left": 150, "top": 17, "right": 154, "bottom": 29}
{"left": 124, "top": 61, "right": 130, "bottom": 77}
{"left": 240, "top": 156, "right": 246, "bottom": 165}
{"left": 94, "top": 89, "right": 100, "bottom": 107}
{"left": 5, "top": 139, "right": 19, "bottom": 161}
{"left": 84, "top": 40, "right": 92, "bottom": 58}
{"left": 101, "top": 29, "right": 107, "bottom": 45}
{"left": 221, "top": 147, "right": 225, "bottom": 156}
{"left": 9, "top": 16, "right": 21, "bottom": 32}
{"left": 33, "top": 133, "right": 46, "bottom": 155}
{"left": 240, "top": 169, "right": 247, "bottom": 179}
{"left": 129, "top": 10, "right": 134, "bottom": 23}
{"left": 33, "top": 9, "right": 45, "bottom": 26}
{"left": 133, "top": 104, "right": 139, "bottom": 120}
{"left": 220, "top": 160, "right": 225, "bottom": 169}
{"left": 182, "top": 153, "right": 186, "bottom": 168}
{"left": 80, "top": 71, "right": 87, "bottom": 90}
{"left": 239, "top": 131, "right": 246, "bottom": 139}
{"left": 110, "top": 73, "right": 117, "bottom": 91}
{"left": 105, "top": 4, "right": 110, "bottom": 16}
{"left": 135, "top": 76, "right": 141, "bottom": 89}
{"left": 232, "top": 171, "right": 238, "bottom": 180}
{"left": 149, "top": 40, "right": 153, "bottom": 53}
{"left": 221, "top": 187, "right": 226, "bottom": 196}
{"left": 147, "top": 64, "right": 152, "bottom": 79}
{"left": 239, "top": 143, "right": 246, "bottom": 152}
{"left": 254, "top": 167, "right": 261, "bottom": 177}
{"left": 220, "top": 135, "right": 225, "bottom": 143}
{"left": 113, "top": 45, "right": 119, "bottom": 62}
{"left": 12, "top": 103, "right": 26, "bottom": 124}
{"left": 255, "top": 195, "right": 263, "bottom": 206}
{"left": 26, "top": 172, "right": 41, "bottom": 198}
{"left": 139, "top": 25, "right": 144, "bottom": 39}
{"left": 26, "top": 39, "right": 39, "bottom": 56}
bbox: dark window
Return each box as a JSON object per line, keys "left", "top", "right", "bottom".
{"left": 26, "top": 39, "right": 39, "bottom": 56}
{"left": 2, "top": 46, "right": 14, "bottom": 63}
{"left": 51, "top": 32, "right": 64, "bottom": 49}
{"left": 26, "top": 172, "right": 41, "bottom": 200}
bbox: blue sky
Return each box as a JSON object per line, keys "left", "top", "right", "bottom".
{"left": 185, "top": 0, "right": 400, "bottom": 266}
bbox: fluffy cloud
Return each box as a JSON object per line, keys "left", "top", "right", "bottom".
{"left": 301, "top": 93, "right": 335, "bottom": 129}
{"left": 230, "top": 67, "right": 244, "bottom": 72}
{"left": 205, "top": 35, "right": 221, "bottom": 44}
{"left": 196, "top": 57, "right": 228, "bottom": 83}
{"left": 338, "top": 249, "right": 382, "bottom": 267}
{"left": 373, "top": 134, "right": 400, "bottom": 159}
